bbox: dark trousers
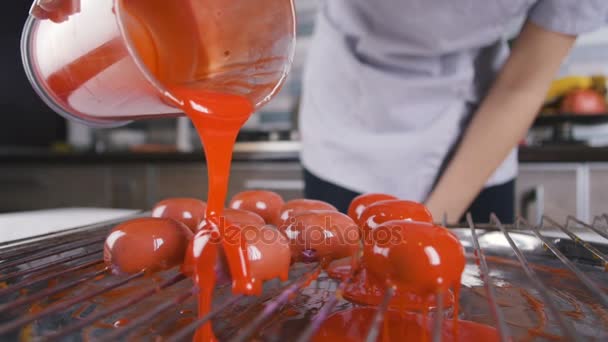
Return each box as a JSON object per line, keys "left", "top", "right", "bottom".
{"left": 303, "top": 168, "right": 515, "bottom": 224}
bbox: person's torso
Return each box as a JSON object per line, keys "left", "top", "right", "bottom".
{"left": 299, "top": 0, "right": 529, "bottom": 200}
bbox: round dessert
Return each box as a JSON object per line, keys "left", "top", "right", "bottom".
{"left": 278, "top": 199, "right": 338, "bottom": 227}
{"left": 364, "top": 220, "right": 465, "bottom": 295}
{"left": 151, "top": 197, "right": 206, "bottom": 233}
{"left": 347, "top": 193, "right": 397, "bottom": 224}
{"left": 280, "top": 210, "right": 359, "bottom": 263}
{"left": 245, "top": 224, "right": 291, "bottom": 283}
{"left": 104, "top": 217, "right": 193, "bottom": 274}
{"left": 229, "top": 190, "right": 285, "bottom": 226}
{"left": 359, "top": 199, "right": 433, "bottom": 241}
{"left": 220, "top": 208, "right": 266, "bottom": 227}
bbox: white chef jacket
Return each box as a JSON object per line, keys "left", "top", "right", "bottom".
{"left": 300, "top": 0, "right": 608, "bottom": 201}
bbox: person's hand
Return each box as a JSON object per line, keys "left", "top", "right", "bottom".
{"left": 30, "top": 0, "right": 80, "bottom": 23}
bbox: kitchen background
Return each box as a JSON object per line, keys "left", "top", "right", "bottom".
{"left": 2, "top": 0, "right": 608, "bottom": 224}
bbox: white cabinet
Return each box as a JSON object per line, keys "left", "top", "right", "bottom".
{"left": 589, "top": 165, "right": 608, "bottom": 219}
{"left": 517, "top": 162, "right": 608, "bottom": 225}
{"left": 516, "top": 164, "right": 579, "bottom": 224}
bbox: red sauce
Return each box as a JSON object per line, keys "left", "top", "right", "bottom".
{"left": 314, "top": 307, "right": 500, "bottom": 342}
{"left": 174, "top": 88, "right": 255, "bottom": 342}
{"left": 244, "top": 225, "right": 291, "bottom": 282}
{"left": 278, "top": 199, "right": 338, "bottom": 227}
{"left": 279, "top": 210, "right": 359, "bottom": 263}
{"left": 117, "top": 1, "right": 263, "bottom": 339}
{"left": 113, "top": 318, "right": 130, "bottom": 328}
{"left": 342, "top": 267, "right": 453, "bottom": 312}
{"left": 326, "top": 257, "right": 354, "bottom": 281}
{"left": 152, "top": 198, "right": 207, "bottom": 233}
{"left": 347, "top": 193, "right": 397, "bottom": 224}
{"left": 364, "top": 221, "right": 464, "bottom": 298}
{"left": 339, "top": 220, "right": 464, "bottom": 319}
{"left": 103, "top": 218, "right": 193, "bottom": 274}
{"left": 229, "top": 190, "right": 285, "bottom": 226}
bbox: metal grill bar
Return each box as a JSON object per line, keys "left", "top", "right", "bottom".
{"left": 43, "top": 273, "right": 188, "bottom": 341}
{"left": 365, "top": 286, "right": 394, "bottom": 342}
{"left": 431, "top": 291, "right": 443, "bottom": 342}
{"left": 603, "top": 214, "right": 608, "bottom": 229}
{"left": 230, "top": 264, "right": 323, "bottom": 342}
{"left": 567, "top": 215, "right": 608, "bottom": 242}
{"left": 0, "top": 237, "right": 104, "bottom": 272}
{"left": 591, "top": 216, "right": 603, "bottom": 228}
{"left": 494, "top": 215, "right": 580, "bottom": 341}
{"left": 295, "top": 272, "right": 357, "bottom": 342}
{"left": 533, "top": 217, "right": 608, "bottom": 307}
{"left": 0, "top": 268, "right": 107, "bottom": 315}
{"left": 0, "top": 232, "right": 106, "bottom": 262}
{"left": 166, "top": 294, "right": 244, "bottom": 342}
{"left": 466, "top": 214, "right": 510, "bottom": 342}
{"left": 102, "top": 289, "right": 194, "bottom": 341}
{"left": 0, "top": 250, "right": 101, "bottom": 284}
{"left": 0, "top": 271, "right": 143, "bottom": 336}
{"left": 545, "top": 216, "right": 608, "bottom": 268}
{"left": 0, "top": 258, "right": 102, "bottom": 297}
{"left": 1, "top": 212, "right": 607, "bottom": 340}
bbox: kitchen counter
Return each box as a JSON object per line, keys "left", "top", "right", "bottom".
{"left": 3, "top": 143, "right": 608, "bottom": 222}
{"left": 2, "top": 143, "right": 608, "bottom": 164}
{"left": 0, "top": 141, "right": 301, "bottom": 164}
{"left": 518, "top": 145, "right": 608, "bottom": 163}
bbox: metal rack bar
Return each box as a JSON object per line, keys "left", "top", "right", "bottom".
{"left": 0, "top": 231, "right": 106, "bottom": 262}
{"left": 295, "top": 273, "right": 356, "bottom": 342}
{"left": 0, "top": 268, "right": 107, "bottom": 315}
{"left": 466, "top": 214, "right": 510, "bottom": 342}
{"left": 1, "top": 212, "right": 607, "bottom": 340}
{"left": 166, "top": 294, "right": 244, "bottom": 342}
{"left": 545, "top": 216, "right": 608, "bottom": 268}
{"left": 0, "top": 237, "right": 104, "bottom": 272}
{"left": 567, "top": 215, "right": 608, "bottom": 241}
{"left": 533, "top": 217, "right": 608, "bottom": 307}
{"left": 230, "top": 264, "right": 322, "bottom": 342}
{"left": 0, "top": 258, "right": 102, "bottom": 297}
{"left": 494, "top": 214, "right": 580, "bottom": 341}
{"left": 43, "top": 274, "right": 188, "bottom": 341}
{"left": 431, "top": 291, "right": 444, "bottom": 342}
{"left": 0, "top": 271, "right": 143, "bottom": 336}
{"left": 365, "top": 286, "right": 394, "bottom": 342}
{"left": 104, "top": 290, "right": 194, "bottom": 341}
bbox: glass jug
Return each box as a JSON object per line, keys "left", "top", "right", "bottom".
{"left": 21, "top": 0, "right": 296, "bottom": 127}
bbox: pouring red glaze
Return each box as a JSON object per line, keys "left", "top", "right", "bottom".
{"left": 171, "top": 87, "right": 256, "bottom": 342}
